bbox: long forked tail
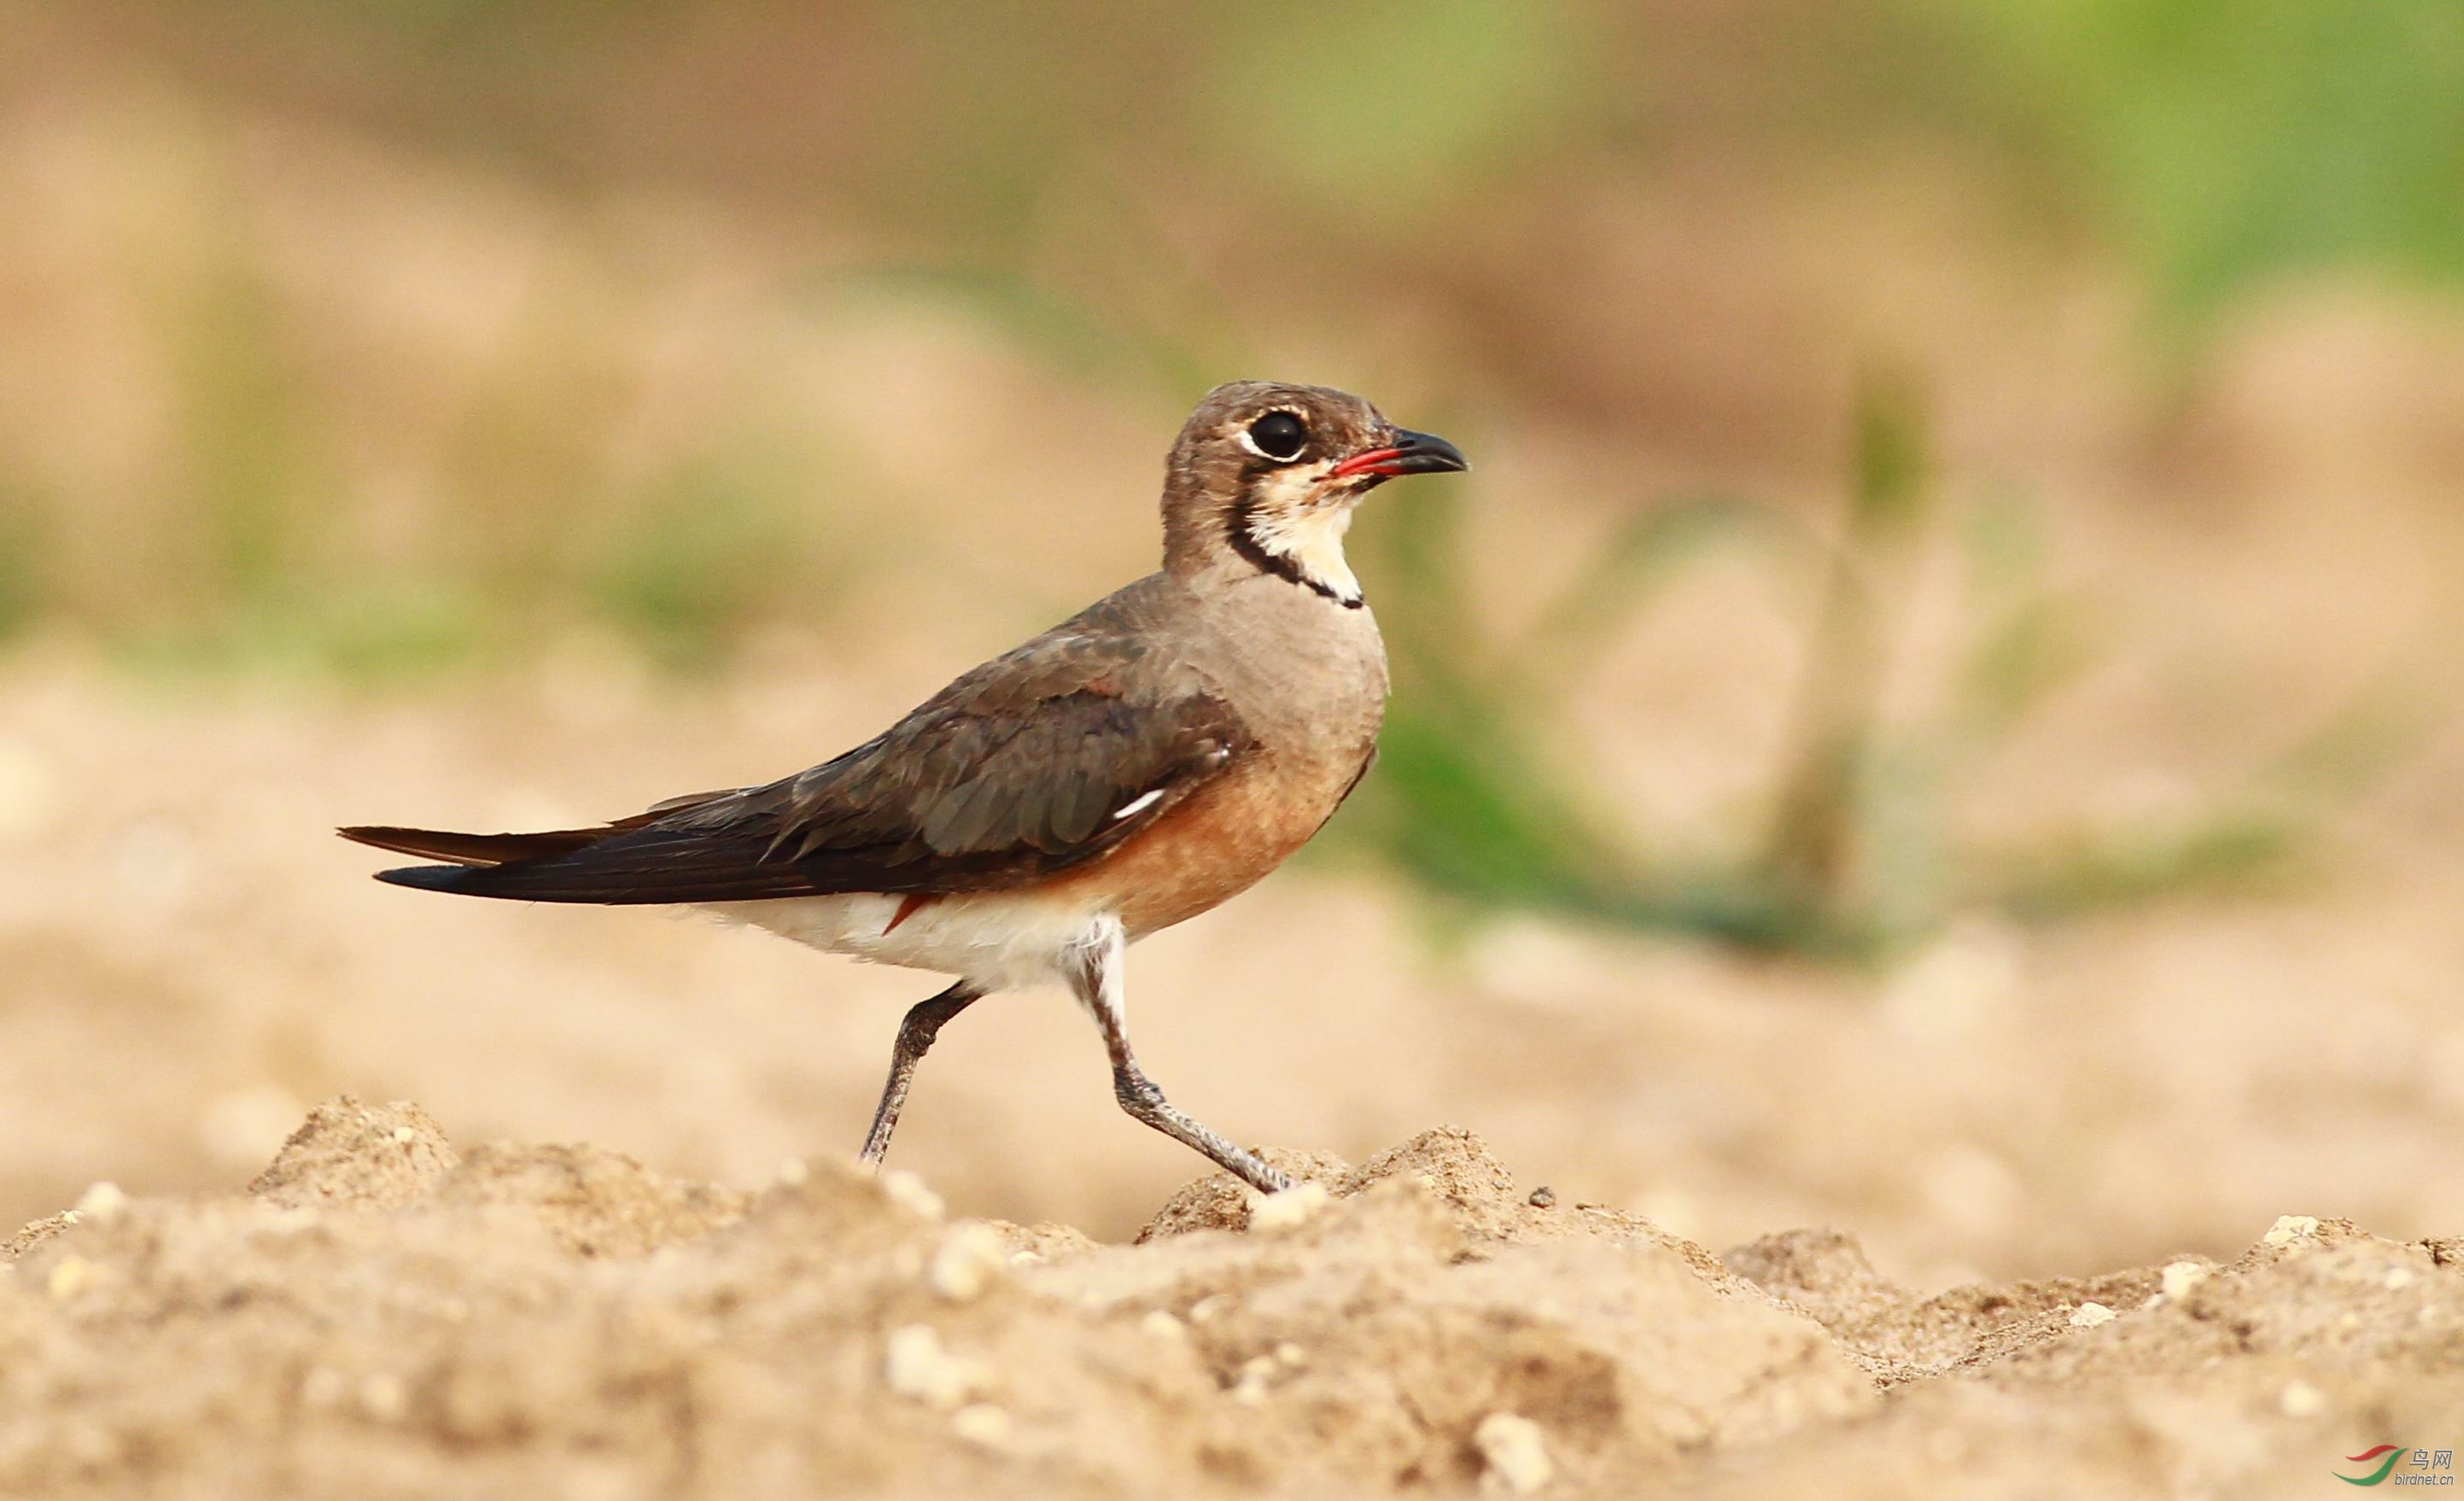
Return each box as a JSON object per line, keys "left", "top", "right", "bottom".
{"left": 337, "top": 803, "right": 821, "bottom": 903}
{"left": 338, "top": 824, "right": 616, "bottom": 867}
{"left": 338, "top": 823, "right": 637, "bottom": 896}
{"left": 347, "top": 783, "right": 744, "bottom": 887}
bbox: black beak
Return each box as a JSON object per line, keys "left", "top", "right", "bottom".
{"left": 1328, "top": 428, "right": 1471, "bottom": 480}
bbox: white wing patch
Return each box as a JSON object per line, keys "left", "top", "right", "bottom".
{"left": 1111, "top": 788, "right": 1165, "bottom": 821}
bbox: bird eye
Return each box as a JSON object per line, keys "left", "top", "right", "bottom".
{"left": 1241, "top": 411, "right": 1309, "bottom": 463}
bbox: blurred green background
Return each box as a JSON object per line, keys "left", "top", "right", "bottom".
{"left": 4, "top": 0, "right": 2461, "bottom": 956}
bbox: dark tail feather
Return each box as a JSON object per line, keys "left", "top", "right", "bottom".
{"left": 373, "top": 863, "right": 487, "bottom": 892}
{"left": 351, "top": 822, "right": 826, "bottom": 904}
{"left": 338, "top": 824, "right": 617, "bottom": 867}
{"left": 344, "top": 788, "right": 848, "bottom": 905}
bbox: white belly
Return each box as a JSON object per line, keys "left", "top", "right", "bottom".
{"left": 701, "top": 891, "right": 1112, "bottom": 993}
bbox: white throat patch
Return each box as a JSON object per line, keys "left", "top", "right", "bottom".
{"left": 1240, "top": 465, "right": 1363, "bottom": 604}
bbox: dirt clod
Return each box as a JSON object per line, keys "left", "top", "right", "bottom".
{"left": 3, "top": 1101, "right": 2461, "bottom": 1498}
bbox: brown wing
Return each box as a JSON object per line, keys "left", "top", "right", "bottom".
{"left": 344, "top": 622, "right": 1252, "bottom": 904}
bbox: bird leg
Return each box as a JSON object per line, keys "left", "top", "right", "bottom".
{"left": 857, "top": 981, "right": 983, "bottom": 1168}
{"left": 1063, "top": 920, "right": 1293, "bottom": 1196}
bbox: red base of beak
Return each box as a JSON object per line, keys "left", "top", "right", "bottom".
{"left": 1328, "top": 447, "right": 1410, "bottom": 479}
{"left": 1328, "top": 428, "right": 1469, "bottom": 481}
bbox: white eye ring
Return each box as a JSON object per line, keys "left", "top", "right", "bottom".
{"left": 1236, "top": 411, "right": 1310, "bottom": 463}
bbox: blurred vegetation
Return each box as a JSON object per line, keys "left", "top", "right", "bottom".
{"left": 1345, "top": 375, "right": 2427, "bottom": 959}
{"left": 3, "top": 0, "right": 2457, "bottom": 955}
{"left": 1923, "top": 0, "right": 2464, "bottom": 325}
{"left": 9, "top": 0, "right": 2457, "bottom": 664}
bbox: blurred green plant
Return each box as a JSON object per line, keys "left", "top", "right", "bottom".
{"left": 0, "top": 482, "right": 52, "bottom": 644}
{"left": 1341, "top": 486, "right": 1823, "bottom": 948}
{"left": 1911, "top": 0, "right": 2464, "bottom": 325}
{"left": 582, "top": 453, "right": 824, "bottom": 670}
{"left": 1335, "top": 371, "right": 2410, "bottom": 960}
{"left": 114, "top": 581, "right": 488, "bottom": 680}
{"left": 45, "top": 166, "right": 862, "bottom": 684}
{"left": 1210, "top": 0, "right": 1585, "bottom": 222}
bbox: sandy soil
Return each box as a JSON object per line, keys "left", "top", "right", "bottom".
{"left": 3, "top": 1098, "right": 2457, "bottom": 1498}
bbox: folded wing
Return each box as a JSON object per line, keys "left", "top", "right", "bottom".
{"left": 341, "top": 634, "right": 1251, "bottom": 905}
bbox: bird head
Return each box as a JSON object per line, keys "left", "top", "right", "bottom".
{"left": 1161, "top": 381, "right": 1468, "bottom": 607}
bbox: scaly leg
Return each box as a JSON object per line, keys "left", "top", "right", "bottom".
{"left": 1062, "top": 919, "right": 1292, "bottom": 1195}
{"left": 857, "top": 981, "right": 983, "bottom": 1168}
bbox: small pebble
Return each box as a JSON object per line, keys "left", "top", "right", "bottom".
{"left": 1474, "top": 1412, "right": 1554, "bottom": 1494}
{"left": 929, "top": 1224, "right": 1008, "bottom": 1303}
{"left": 1140, "top": 1310, "right": 1186, "bottom": 1340}
{"left": 885, "top": 1324, "right": 990, "bottom": 1410}
{"left": 389, "top": 1125, "right": 417, "bottom": 1145}
{"left": 774, "top": 1156, "right": 809, "bottom": 1187}
{"left": 1527, "top": 1186, "right": 1556, "bottom": 1209}
{"left": 1247, "top": 1182, "right": 1330, "bottom": 1233}
{"left": 2385, "top": 1266, "right": 2416, "bottom": 1290}
{"left": 881, "top": 1171, "right": 946, "bottom": 1223}
{"left": 2068, "top": 1301, "right": 2116, "bottom": 1328}
{"left": 1273, "top": 1341, "right": 1307, "bottom": 1369}
{"left": 2263, "top": 1214, "right": 2320, "bottom": 1247}
{"left": 2280, "top": 1380, "right": 2327, "bottom": 1418}
{"left": 73, "top": 1183, "right": 128, "bottom": 1225}
{"left": 949, "top": 1403, "right": 1013, "bottom": 1449}
{"left": 2159, "top": 1261, "right": 2209, "bottom": 1300}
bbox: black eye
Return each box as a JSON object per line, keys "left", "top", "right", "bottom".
{"left": 1243, "top": 411, "right": 1308, "bottom": 463}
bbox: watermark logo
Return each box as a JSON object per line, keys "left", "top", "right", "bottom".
{"left": 2338, "top": 1446, "right": 2455, "bottom": 1486}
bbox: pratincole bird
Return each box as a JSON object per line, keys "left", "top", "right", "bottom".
{"left": 343, "top": 382, "right": 1468, "bottom": 1193}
